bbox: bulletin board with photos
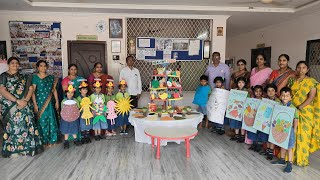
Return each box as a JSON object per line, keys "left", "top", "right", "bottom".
{"left": 136, "top": 37, "right": 203, "bottom": 61}
{"left": 9, "top": 21, "right": 62, "bottom": 77}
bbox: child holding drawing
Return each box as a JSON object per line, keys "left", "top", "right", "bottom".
{"left": 229, "top": 77, "right": 248, "bottom": 143}
{"left": 211, "top": 77, "right": 229, "bottom": 135}
{"left": 247, "top": 85, "right": 263, "bottom": 151}
{"left": 264, "top": 84, "right": 281, "bottom": 160}
{"left": 193, "top": 75, "right": 211, "bottom": 128}
{"left": 271, "top": 87, "right": 298, "bottom": 173}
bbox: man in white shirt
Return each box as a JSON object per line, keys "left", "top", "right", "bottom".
{"left": 119, "top": 56, "right": 142, "bottom": 108}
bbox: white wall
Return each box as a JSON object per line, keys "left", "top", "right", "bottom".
{"left": 0, "top": 11, "right": 229, "bottom": 107}
{"left": 226, "top": 11, "right": 320, "bottom": 70}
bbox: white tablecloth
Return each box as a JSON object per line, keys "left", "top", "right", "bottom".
{"left": 129, "top": 112, "right": 203, "bottom": 146}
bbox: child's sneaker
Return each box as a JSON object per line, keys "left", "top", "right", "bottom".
{"left": 230, "top": 135, "right": 239, "bottom": 141}
{"left": 63, "top": 141, "right": 69, "bottom": 149}
{"left": 74, "top": 140, "right": 82, "bottom": 146}
{"left": 248, "top": 144, "right": 256, "bottom": 150}
{"left": 266, "top": 152, "right": 274, "bottom": 160}
{"left": 271, "top": 159, "right": 286, "bottom": 166}
{"left": 284, "top": 162, "right": 293, "bottom": 173}
{"left": 95, "top": 135, "right": 100, "bottom": 141}
{"left": 124, "top": 129, "right": 129, "bottom": 135}
{"left": 237, "top": 135, "right": 245, "bottom": 143}
{"left": 217, "top": 129, "right": 225, "bottom": 135}
{"left": 120, "top": 130, "right": 125, "bottom": 135}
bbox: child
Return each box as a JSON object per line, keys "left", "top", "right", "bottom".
{"left": 264, "top": 84, "right": 281, "bottom": 160}
{"left": 192, "top": 75, "right": 211, "bottom": 128}
{"left": 229, "top": 77, "right": 248, "bottom": 143}
{"left": 116, "top": 80, "right": 131, "bottom": 135}
{"left": 212, "top": 76, "right": 228, "bottom": 135}
{"left": 60, "top": 83, "right": 81, "bottom": 149}
{"left": 271, "top": 87, "right": 298, "bottom": 173}
{"left": 105, "top": 81, "right": 117, "bottom": 136}
{"left": 247, "top": 85, "right": 263, "bottom": 151}
{"left": 90, "top": 79, "right": 108, "bottom": 141}
{"left": 77, "top": 80, "right": 93, "bottom": 144}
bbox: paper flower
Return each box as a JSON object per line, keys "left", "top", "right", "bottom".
{"left": 67, "top": 84, "right": 76, "bottom": 93}
{"left": 107, "top": 81, "right": 114, "bottom": 87}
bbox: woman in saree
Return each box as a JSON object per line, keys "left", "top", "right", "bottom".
{"left": 230, "top": 59, "right": 250, "bottom": 89}
{"left": 61, "top": 64, "right": 84, "bottom": 97}
{"left": 0, "top": 57, "right": 43, "bottom": 157}
{"left": 246, "top": 54, "right": 273, "bottom": 144}
{"left": 87, "top": 62, "right": 113, "bottom": 94}
{"left": 269, "top": 54, "right": 296, "bottom": 96}
{"left": 288, "top": 61, "right": 319, "bottom": 166}
{"left": 32, "top": 60, "right": 59, "bottom": 146}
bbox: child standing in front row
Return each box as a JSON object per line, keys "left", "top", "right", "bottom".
{"left": 247, "top": 85, "right": 264, "bottom": 151}
{"left": 60, "top": 83, "right": 82, "bottom": 149}
{"left": 193, "top": 75, "right": 211, "bottom": 128}
{"left": 105, "top": 81, "right": 117, "bottom": 136}
{"left": 229, "top": 77, "right": 248, "bottom": 143}
{"left": 264, "top": 84, "right": 281, "bottom": 160}
{"left": 116, "top": 80, "right": 131, "bottom": 135}
{"left": 90, "top": 79, "right": 108, "bottom": 141}
{"left": 212, "top": 76, "right": 228, "bottom": 135}
{"left": 77, "top": 80, "right": 93, "bottom": 144}
{"left": 271, "top": 87, "right": 298, "bottom": 173}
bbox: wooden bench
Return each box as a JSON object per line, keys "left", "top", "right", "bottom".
{"left": 145, "top": 127, "right": 198, "bottom": 159}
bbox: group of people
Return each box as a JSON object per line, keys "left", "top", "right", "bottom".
{"left": 193, "top": 52, "right": 319, "bottom": 173}
{"left": 0, "top": 56, "right": 142, "bottom": 157}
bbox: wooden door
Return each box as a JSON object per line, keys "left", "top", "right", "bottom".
{"left": 67, "top": 41, "right": 106, "bottom": 78}
{"left": 251, "top": 47, "right": 271, "bottom": 69}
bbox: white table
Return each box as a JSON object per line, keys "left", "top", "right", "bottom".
{"left": 129, "top": 112, "right": 203, "bottom": 146}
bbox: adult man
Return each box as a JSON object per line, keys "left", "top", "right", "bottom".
{"left": 119, "top": 56, "right": 142, "bottom": 108}
{"left": 205, "top": 52, "right": 231, "bottom": 135}
{"left": 205, "top": 52, "right": 231, "bottom": 90}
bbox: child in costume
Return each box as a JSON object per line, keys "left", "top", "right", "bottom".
{"left": 105, "top": 81, "right": 117, "bottom": 136}
{"left": 192, "top": 75, "right": 211, "bottom": 128}
{"left": 60, "top": 83, "right": 81, "bottom": 149}
{"left": 116, "top": 80, "right": 131, "bottom": 135}
{"left": 90, "top": 79, "right": 108, "bottom": 141}
{"left": 247, "top": 85, "right": 263, "bottom": 152}
{"left": 229, "top": 77, "right": 249, "bottom": 143}
{"left": 271, "top": 87, "right": 298, "bottom": 173}
{"left": 77, "top": 79, "right": 93, "bottom": 144}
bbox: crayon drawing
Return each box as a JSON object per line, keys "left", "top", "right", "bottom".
{"left": 253, "top": 98, "right": 279, "bottom": 134}
{"left": 241, "top": 98, "right": 261, "bottom": 133}
{"left": 226, "top": 89, "right": 248, "bottom": 121}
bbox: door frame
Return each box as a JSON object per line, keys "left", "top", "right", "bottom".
{"left": 306, "top": 39, "right": 320, "bottom": 63}
{"left": 67, "top": 40, "right": 107, "bottom": 74}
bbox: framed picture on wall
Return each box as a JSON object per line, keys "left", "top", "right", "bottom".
{"left": 109, "top": 19, "right": 123, "bottom": 38}
{"left": 0, "top": 41, "right": 7, "bottom": 59}
{"left": 217, "top": 27, "right": 223, "bottom": 36}
{"left": 111, "top": 40, "right": 121, "bottom": 53}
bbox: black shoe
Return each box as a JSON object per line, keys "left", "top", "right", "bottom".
{"left": 99, "top": 135, "right": 105, "bottom": 140}
{"left": 254, "top": 144, "right": 262, "bottom": 152}
{"left": 120, "top": 130, "right": 125, "bottom": 135}
{"left": 124, "top": 129, "right": 129, "bottom": 135}
{"left": 95, "top": 135, "right": 100, "bottom": 141}
{"left": 210, "top": 127, "right": 218, "bottom": 133}
{"left": 266, "top": 153, "right": 274, "bottom": 160}
{"left": 218, "top": 129, "right": 225, "bottom": 135}
{"left": 74, "top": 140, "right": 82, "bottom": 146}
{"left": 230, "top": 135, "right": 239, "bottom": 141}
{"left": 237, "top": 136, "right": 245, "bottom": 143}
{"left": 259, "top": 150, "right": 268, "bottom": 155}
{"left": 271, "top": 159, "right": 286, "bottom": 166}
{"left": 85, "top": 137, "right": 91, "bottom": 144}
{"left": 63, "top": 141, "right": 69, "bottom": 149}
{"left": 249, "top": 144, "right": 256, "bottom": 150}
{"left": 284, "top": 162, "right": 293, "bottom": 173}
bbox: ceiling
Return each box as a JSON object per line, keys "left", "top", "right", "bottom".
{"left": 0, "top": 0, "right": 319, "bottom": 36}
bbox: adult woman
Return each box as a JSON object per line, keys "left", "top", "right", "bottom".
{"left": 288, "top": 61, "right": 319, "bottom": 166}
{"left": 269, "top": 54, "right": 296, "bottom": 96}
{"left": 88, "top": 62, "right": 113, "bottom": 94}
{"left": 32, "top": 60, "right": 59, "bottom": 146}
{"left": 246, "top": 54, "right": 272, "bottom": 144}
{"left": 230, "top": 59, "right": 250, "bottom": 89}
{"left": 0, "top": 57, "right": 43, "bottom": 157}
{"left": 61, "top": 64, "right": 84, "bottom": 97}
{"left": 250, "top": 53, "right": 273, "bottom": 88}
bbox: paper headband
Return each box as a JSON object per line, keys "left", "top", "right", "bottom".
{"left": 79, "top": 81, "right": 88, "bottom": 88}
{"left": 107, "top": 81, "right": 114, "bottom": 87}
{"left": 119, "top": 80, "right": 127, "bottom": 85}
{"left": 93, "top": 81, "right": 102, "bottom": 88}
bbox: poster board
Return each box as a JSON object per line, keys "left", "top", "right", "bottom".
{"left": 207, "top": 88, "right": 230, "bottom": 124}
{"left": 241, "top": 98, "right": 261, "bottom": 133}
{"left": 136, "top": 37, "right": 203, "bottom": 61}
{"left": 9, "top": 21, "right": 62, "bottom": 77}
{"left": 226, "top": 89, "right": 248, "bottom": 121}
{"left": 268, "top": 105, "right": 295, "bottom": 149}
{"left": 253, "top": 98, "right": 279, "bottom": 134}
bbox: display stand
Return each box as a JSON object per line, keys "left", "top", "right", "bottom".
{"left": 149, "top": 62, "right": 183, "bottom": 112}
